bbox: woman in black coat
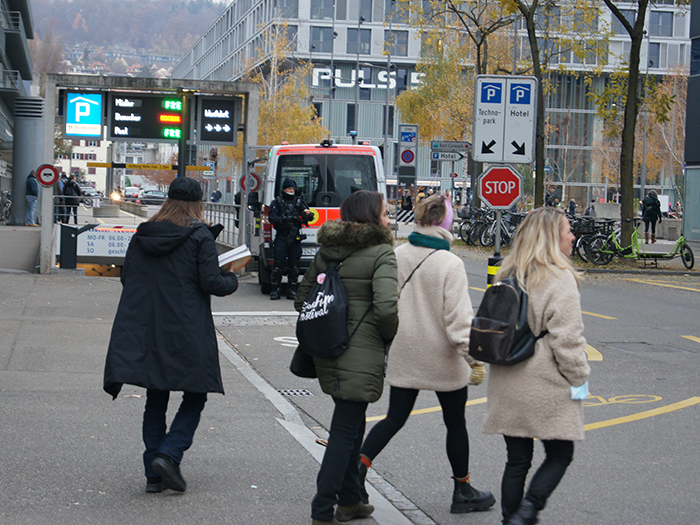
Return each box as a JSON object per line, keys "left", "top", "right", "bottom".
{"left": 104, "top": 177, "right": 238, "bottom": 493}
{"left": 641, "top": 190, "right": 662, "bottom": 244}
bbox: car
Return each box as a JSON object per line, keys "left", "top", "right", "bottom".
{"left": 123, "top": 187, "right": 140, "bottom": 202}
{"left": 141, "top": 190, "right": 167, "bottom": 205}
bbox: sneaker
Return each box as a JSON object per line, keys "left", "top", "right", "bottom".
{"left": 151, "top": 454, "right": 187, "bottom": 492}
{"left": 335, "top": 502, "right": 375, "bottom": 522}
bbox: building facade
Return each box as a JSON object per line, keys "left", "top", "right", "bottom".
{"left": 0, "top": 0, "right": 34, "bottom": 193}
{"left": 172, "top": 0, "right": 691, "bottom": 201}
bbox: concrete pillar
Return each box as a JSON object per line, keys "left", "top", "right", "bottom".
{"left": 11, "top": 97, "right": 45, "bottom": 225}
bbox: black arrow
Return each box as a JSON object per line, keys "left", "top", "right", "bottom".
{"left": 481, "top": 140, "right": 496, "bottom": 154}
{"left": 511, "top": 141, "right": 526, "bottom": 155}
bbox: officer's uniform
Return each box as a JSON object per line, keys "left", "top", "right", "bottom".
{"left": 268, "top": 178, "right": 312, "bottom": 300}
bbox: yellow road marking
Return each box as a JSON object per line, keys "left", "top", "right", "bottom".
{"left": 582, "top": 311, "right": 617, "bottom": 320}
{"left": 584, "top": 397, "right": 700, "bottom": 431}
{"left": 366, "top": 397, "right": 487, "bottom": 422}
{"left": 622, "top": 278, "right": 700, "bottom": 293}
{"left": 470, "top": 287, "right": 486, "bottom": 292}
{"left": 681, "top": 335, "right": 700, "bottom": 345}
{"left": 585, "top": 344, "right": 603, "bottom": 361}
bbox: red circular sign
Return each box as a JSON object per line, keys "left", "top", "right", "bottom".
{"left": 36, "top": 164, "right": 60, "bottom": 187}
{"left": 478, "top": 166, "right": 522, "bottom": 209}
{"left": 240, "top": 172, "right": 261, "bottom": 192}
{"left": 401, "top": 149, "right": 415, "bottom": 164}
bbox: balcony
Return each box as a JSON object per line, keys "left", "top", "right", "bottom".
{"left": 0, "top": 69, "right": 28, "bottom": 105}
{"left": 3, "top": 11, "right": 33, "bottom": 79}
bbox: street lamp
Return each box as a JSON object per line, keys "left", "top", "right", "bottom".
{"left": 640, "top": 31, "right": 651, "bottom": 201}
{"left": 384, "top": 0, "right": 395, "bottom": 180}
{"left": 353, "top": 15, "right": 365, "bottom": 143}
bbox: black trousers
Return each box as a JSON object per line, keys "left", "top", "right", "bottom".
{"left": 311, "top": 398, "right": 367, "bottom": 520}
{"left": 643, "top": 219, "right": 657, "bottom": 235}
{"left": 501, "top": 436, "right": 574, "bottom": 519}
{"left": 361, "top": 386, "right": 470, "bottom": 478}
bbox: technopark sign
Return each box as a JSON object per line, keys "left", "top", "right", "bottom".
{"left": 311, "top": 67, "right": 425, "bottom": 91}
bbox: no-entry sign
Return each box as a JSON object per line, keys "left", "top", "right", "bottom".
{"left": 478, "top": 165, "right": 522, "bottom": 209}
{"left": 36, "top": 164, "right": 60, "bottom": 187}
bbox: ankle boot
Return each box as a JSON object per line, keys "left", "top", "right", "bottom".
{"left": 505, "top": 499, "right": 539, "bottom": 525}
{"left": 270, "top": 265, "right": 283, "bottom": 300}
{"left": 644, "top": 232, "right": 649, "bottom": 244}
{"left": 652, "top": 234, "right": 657, "bottom": 244}
{"left": 287, "top": 264, "right": 300, "bottom": 299}
{"left": 335, "top": 501, "right": 374, "bottom": 522}
{"left": 450, "top": 475, "right": 496, "bottom": 514}
{"left": 358, "top": 454, "right": 371, "bottom": 504}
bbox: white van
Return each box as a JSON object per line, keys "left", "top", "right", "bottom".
{"left": 248, "top": 140, "right": 387, "bottom": 294}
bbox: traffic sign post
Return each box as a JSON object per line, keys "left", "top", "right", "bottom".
{"left": 430, "top": 140, "right": 471, "bottom": 153}
{"left": 431, "top": 151, "right": 464, "bottom": 162}
{"left": 398, "top": 123, "right": 418, "bottom": 186}
{"left": 473, "top": 75, "right": 537, "bottom": 164}
{"left": 36, "top": 164, "right": 59, "bottom": 187}
{"left": 478, "top": 165, "right": 523, "bottom": 257}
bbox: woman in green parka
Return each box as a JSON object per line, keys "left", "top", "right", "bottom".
{"left": 295, "top": 190, "right": 399, "bottom": 525}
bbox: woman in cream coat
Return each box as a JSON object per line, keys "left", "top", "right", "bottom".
{"left": 359, "top": 195, "right": 495, "bottom": 514}
{"left": 483, "top": 206, "right": 590, "bottom": 525}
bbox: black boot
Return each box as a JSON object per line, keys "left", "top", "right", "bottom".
{"left": 505, "top": 499, "right": 539, "bottom": 525}
{"left": 270, "top": 264, "right": 283, "bottom": 300}
{"left": 450, "top": 475, "right": 496, "bottom": 514}
{"left": 287, "top": 263, "right": 300, "bottom": 300}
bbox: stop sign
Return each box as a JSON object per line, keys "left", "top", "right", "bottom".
{"left": 478, "top": 166, "right": 522, "bottom": 209}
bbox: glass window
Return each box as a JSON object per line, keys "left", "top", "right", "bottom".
{"left": 347, "top": 28, "right": 371, "bottom": 55}
{"left": 648, "top": 43, "right": 660, "bottom": 68}
{"left": 275, "top": 0, "right": 298, "bottom": 18}
{"left": 611, "top": 10, "right": 635, "bottom": 35}
{"left": 337, "top": 0, "right": 347, "bottom": 20}
{"left": 286, "top": 26, "right": 298, "bottom": 51}
{"left": 385, "top": 30, "right": 408, "bottom": 56}
{"left": 385, "top": 0, "right": 408, "bottom": 24}
{"left": 649, "top": 11, "right": 673, "bottom": 37}
{"left": 313, "top": 102, "right": 323, "bottom": 120}
{"left": 311, "top": 27, "right": 334, "bottom": 53}
{"left": 396, "top": 68, "right": 409, "bottom": 94}
{"left": 276, "top": 153, "right": 377, "bottom": 207}
{"left": 360, "top": 67, "right": 372, "bottom": 100}
{"left": 346, "top": 103, "right": 356, "bottom": 134}
{"left": 383, "top": 106, "right": 395, "bottom": 138}
{"left": 310, "top": 0, "right": 334, "bottom": 20}
{"left": 360, "top": 0, "right": 372, "bottom": 22}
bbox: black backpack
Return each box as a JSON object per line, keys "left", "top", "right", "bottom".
{"left": 469, "top": 277, "right": 548, "bottom": 365}
{"left": 296, "top": 257, "right": 371, "bottom": 359}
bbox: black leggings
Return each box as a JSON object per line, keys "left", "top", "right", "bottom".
{"left": 643, "top": 219, "right": 657, "bottom": 235}
{"left": 361, "top": 386, "right": 470, "bottom": 477}
{"left": 501, "top": 436, "right": 574, "bottom": 520}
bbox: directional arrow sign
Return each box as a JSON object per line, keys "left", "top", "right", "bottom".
{"left": 473, "top": 75, "right": 537, "bottom": 163}
{"left": 431, "top": 151, "right": 464, "bottom": 161}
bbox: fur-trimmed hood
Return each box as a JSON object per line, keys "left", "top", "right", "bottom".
{"left": 317, "top": 220, "right": 393, "bottom": 260}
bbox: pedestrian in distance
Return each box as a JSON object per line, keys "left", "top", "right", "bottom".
{"left": 359, "top": 194, "right": 495, "bottom": 514}
{"left": 400, "top": 190, "right": 413, "bottom": 211}
{"left": 295, "top": 190, "right": 399, "bottom": 525}
{"left": 25, "top": 170, "right": 39, "bottom": 226}
{"left": 62, "top": 174, "right": 82, "bottom": 224}
{"left": 567, "top": 199, "right": 576, "bottom": 216}
{"left": 53, "top": 174, "right": 65, "bottom": 223}
{"left": 268, "top": 177, "right": 314, "bottom": 300}
{"left": 103, "top": 177, "right": 239, "bottom": 494}
{"left": 641, "top": 189, "right": 662, "bottom": 244}
{"left": 483, "top": 206, "right": 590, "bottom": 525}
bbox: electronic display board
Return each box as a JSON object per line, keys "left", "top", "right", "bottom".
{"left": 107, "top": 93, "right": 183, "bottom": 141}
{"left": 196, "top": 96, "right": 242, "bottom": 145}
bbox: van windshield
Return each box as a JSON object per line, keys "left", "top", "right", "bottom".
{"left": 276, "top": 153, "right": 378, "bottom": 207}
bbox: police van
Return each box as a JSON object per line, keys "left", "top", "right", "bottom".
{"left": 248, "top": 140, "right": 387, "bottom": 294}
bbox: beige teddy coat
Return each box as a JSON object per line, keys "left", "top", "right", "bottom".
{"left": 385, "top": 225, "right": 478, "bottom": 391}
{"left": 483, "top": 266, "right": 590, "bottom": 441}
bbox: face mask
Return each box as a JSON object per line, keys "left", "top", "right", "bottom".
{"left": 436, "top": 199, "right": 454, "bottom": 231}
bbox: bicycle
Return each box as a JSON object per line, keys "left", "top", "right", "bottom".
{"left": 585, "top": 218, "right": 694, "bottom": 269}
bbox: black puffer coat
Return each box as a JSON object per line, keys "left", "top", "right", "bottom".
{"left": 103, "top": 221, "right": 238, "bottom": 398}
{"left": 642, "top": 193, "right": 662, "bottom": 223}
{"left": 295, "top": 221, "right": 399, "bottom": 403}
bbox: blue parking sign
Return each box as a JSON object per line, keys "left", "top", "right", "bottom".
{"left": 510, "top": 84, "right": 531, "bottom": 105}
{"left": 481, "top": 82, "right": 502, "bottom": 103}
{"left": 65, "top": 93, "right": 103, "bottom": 138}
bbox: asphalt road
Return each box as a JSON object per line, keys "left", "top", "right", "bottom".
{"left": 211, "top": 251, "right": 700, "bottom": 525}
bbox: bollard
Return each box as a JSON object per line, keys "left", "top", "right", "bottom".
{"left": 59, "top": 223, "right": 98, "bottom": 269}
{"left": 487, "top": 255, "right": 503, "bottom": 288}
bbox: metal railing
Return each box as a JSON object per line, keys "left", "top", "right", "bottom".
{"left": 204, "top": 202, "right": 240, "bottom": 247}
{"left": 0, "top": 70, "right": 19, "bottom": 90}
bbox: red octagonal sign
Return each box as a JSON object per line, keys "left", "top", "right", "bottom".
{"left": 478, "top": 165, "right": 522, "bottom": 209}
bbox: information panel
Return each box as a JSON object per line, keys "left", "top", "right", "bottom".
{"left": 107, "top": 93, "right": 183, "bottom": 141}
{"left": 196, "top": 96, "right": 242, "bottom": 145}
{"left": 65, "top": 92, "right": 104, "bottom": 138}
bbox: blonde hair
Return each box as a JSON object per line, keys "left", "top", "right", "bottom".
{"left": 496, "top": 207, "right": 581, "bottom": 292}
{"left": 414, "top": 194, "right": 446, "bottom": 226}
{"left": 148, "top": 198, "right": 207, "bottom": 227}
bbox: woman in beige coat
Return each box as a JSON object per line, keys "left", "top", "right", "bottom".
{"left": 359, "top": 195, "right": 495, "bottom": 514}
{"left": 483, "top": 206, "right": 590, "bottom": 525}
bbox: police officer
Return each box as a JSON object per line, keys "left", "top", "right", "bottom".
{"left": 268, "top": 178, "right": 313, "bottom": 300}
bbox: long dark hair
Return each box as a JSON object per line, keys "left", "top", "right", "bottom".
{"left": 148, "top": 199, "right": 206, "bottom": 227}
{"left": 340, "top": 190, "right": 384, "bottom": 225}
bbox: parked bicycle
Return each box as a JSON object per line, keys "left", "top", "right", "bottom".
{"left": 1, "top": 190, "right": 11, "bottom": 223}
{"left": 585, "top": 218, "right": 694, "bottom": 269}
